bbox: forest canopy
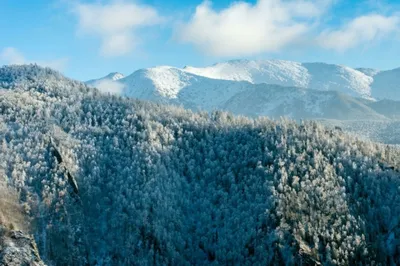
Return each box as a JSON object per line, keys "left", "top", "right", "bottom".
{"left": 0, "top": 65, "right": 400, "bottom": 265}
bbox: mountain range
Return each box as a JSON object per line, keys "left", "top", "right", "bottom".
{"left": 86, "top": 60, "right": 400, "bottom": 122}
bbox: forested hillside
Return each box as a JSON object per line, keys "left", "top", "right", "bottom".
{"left": 1, "top": 65, "right": 400, "bottom": 265}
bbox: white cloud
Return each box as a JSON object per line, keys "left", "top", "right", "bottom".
{"left": 0, "top": 47, "right": 68, "bottom": 71}
{"left": 73, "top": 1, "right": 163, "bottom": 57}
{"left": 0, "top": 47, "right": 25, "bottom": 65}
{"left": 318, "top": 14, "right": 400, "bottom": 51}
{"left": 176, "top": 0, "right": 400, "bottom": 56}
{"left": 92, "top": 79, "right": 124, "bottom": 95}
{"left": 176, "top": 0, "right": 330, "bottom": 57}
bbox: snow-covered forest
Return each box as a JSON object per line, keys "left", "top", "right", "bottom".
{"left": 1, "top": 65, "right": 400, "bottom": 265}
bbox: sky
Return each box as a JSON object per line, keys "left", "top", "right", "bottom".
{"left": 0, "top": 0, "right": 399, "bottom": 81}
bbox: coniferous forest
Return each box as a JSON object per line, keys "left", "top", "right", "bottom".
{"left": 1, "top": 65, "right": 400, "bottom": 265}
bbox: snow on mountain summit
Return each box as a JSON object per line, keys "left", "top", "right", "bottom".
{"left": 85, "top": 72, "right": 125, "bottom": 94}
{"left": 106, "top": 72, "right": 124, "bottom": 81}
{"left": 122, "top": 66, "right": 192, "bottom": 100}
{"left": 114, "top": 64, "right": 387, "bottom": 121}
{"left": 84, "top": 59, "right": 400, "bottom": 120}
{"left": 184, "top": 59, "right": 310, "bottom": 87}
{"left": 86, "top": 72, "right": 124, "bottom": 85}
{"left": 184, "top": 59, "right": 373, "bottom": 98}
{"left": 121, "top": 66, "right": 255, "bottom": 110}
{"left": 302, "top": 63, "right": 373, "bottom": 99}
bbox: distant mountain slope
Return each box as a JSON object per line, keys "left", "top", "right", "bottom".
{"left": 118, "top": 66, "right": 386, "bottom": 121}
{"left": 366, "top": 99, "right": 400, "bottom": 119}
{"left": 356, "top": 68, "right": 380, "bottom": 77}
{"left": 320, "top": 119, "right": 400, "bottom": 145}
{"left": 371, "top": 68, "right": 400, "bottom": 100}
{"left": 223, "top": 85, "right": 386, "bottom": 120}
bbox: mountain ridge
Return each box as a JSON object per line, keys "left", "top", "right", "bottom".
{"left": 87, "top": 59, "right": 400, "bottom": 102}
{"left": 114, "top": 64, "right": 395, "bottom": 121}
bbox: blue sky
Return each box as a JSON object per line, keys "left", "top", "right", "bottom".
{"left": 0, "top": 0, "right": 399, "bottom": 81}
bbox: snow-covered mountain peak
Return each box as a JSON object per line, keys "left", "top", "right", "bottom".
{"left": 114, "top": 64, "right": 388, "bottom": 121}
{"left": 85, "top": 59, "right": 400, "bottom": 111}
{"left": 122, "top": 66, "right": 197, "bottom": 99}
{"left": 184, "top": 59, "right": 310, "bottom": 87}
{"left": 106, "top": 72, "right": 124, "bottom": 81}
{"left": 183, "top": 59, "right": 373, "bottom": 98}
{"left": 86, "top": 72, "right": 124, "bottom": 85}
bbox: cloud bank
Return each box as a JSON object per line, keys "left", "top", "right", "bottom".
{"left": 176, "top": 0, "right": 399, "bottom": 56}
{"left": 69, "top": 0, "right": 400, "bottom": 58}
{"left": 318, "top": 14, "right": 400, "bottom": 51}
{"left": 73, "top": 1, "right": 163, "bottom": 57}
{"left": 176, "top": 0, "right": 328, "bottom": 56}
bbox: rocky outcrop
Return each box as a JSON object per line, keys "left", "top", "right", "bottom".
{"left": 0, "top": 227, "right": 45, "bottom": 266}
